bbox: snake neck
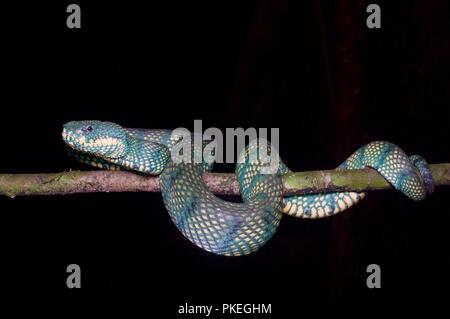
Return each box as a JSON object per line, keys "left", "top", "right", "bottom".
{"left": 112, "top": 136, "right": 170, "bottom": 175}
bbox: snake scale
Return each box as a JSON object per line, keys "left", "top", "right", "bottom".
{"left": 62, "top": 121, "right": 434, "bottom": 256}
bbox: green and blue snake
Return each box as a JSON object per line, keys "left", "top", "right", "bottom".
{"left": 62, "top": 121, "right": 434, "bottom": 256}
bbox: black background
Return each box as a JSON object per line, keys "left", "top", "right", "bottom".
{"left": 1, "top": 0, "right": 450, "bottom": 312}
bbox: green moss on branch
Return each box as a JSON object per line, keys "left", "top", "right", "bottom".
{"left": 0, "top": 164, "right": 449, "bottom": 198}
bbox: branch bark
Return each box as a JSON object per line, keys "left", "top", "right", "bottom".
{"left": 0, "top": 164, "right": 449, "bottom": 198}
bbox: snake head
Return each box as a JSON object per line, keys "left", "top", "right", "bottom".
{"left": 62, "top": 120, "right": 129, "bottom": 159}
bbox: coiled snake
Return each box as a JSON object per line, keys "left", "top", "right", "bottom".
{"left": 62, "top": 121, "right": 434, "bottom": 256}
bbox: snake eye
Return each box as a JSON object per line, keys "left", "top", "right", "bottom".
{"left": 81, "top": 126, "right": 93, "bottom": 133}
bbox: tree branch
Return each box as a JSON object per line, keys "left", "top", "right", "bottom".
{"left": 0, "top": 164, "right": 449, "bottom": 198}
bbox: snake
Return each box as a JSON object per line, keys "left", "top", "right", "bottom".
{"left": 62, "top": 120, "right": 434, "bottom": 256}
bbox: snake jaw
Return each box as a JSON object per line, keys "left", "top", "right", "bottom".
{"left": 62, "top": 128, "right": 82, "bottom": 150}
{"left": 61, "top": 128, "right": 76, "bottom": 150}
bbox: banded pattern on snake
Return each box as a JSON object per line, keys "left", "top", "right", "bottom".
{"left": 62, "top": 121, "right": 433, "bottom": 256}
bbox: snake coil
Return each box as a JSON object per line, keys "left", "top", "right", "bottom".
{"left": 62, "top": 121, "right": 434, "bottom": 256}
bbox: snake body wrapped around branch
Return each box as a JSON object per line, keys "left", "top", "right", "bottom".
{"left": 62, "top": 121, "right": 434, "bottom": 256}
